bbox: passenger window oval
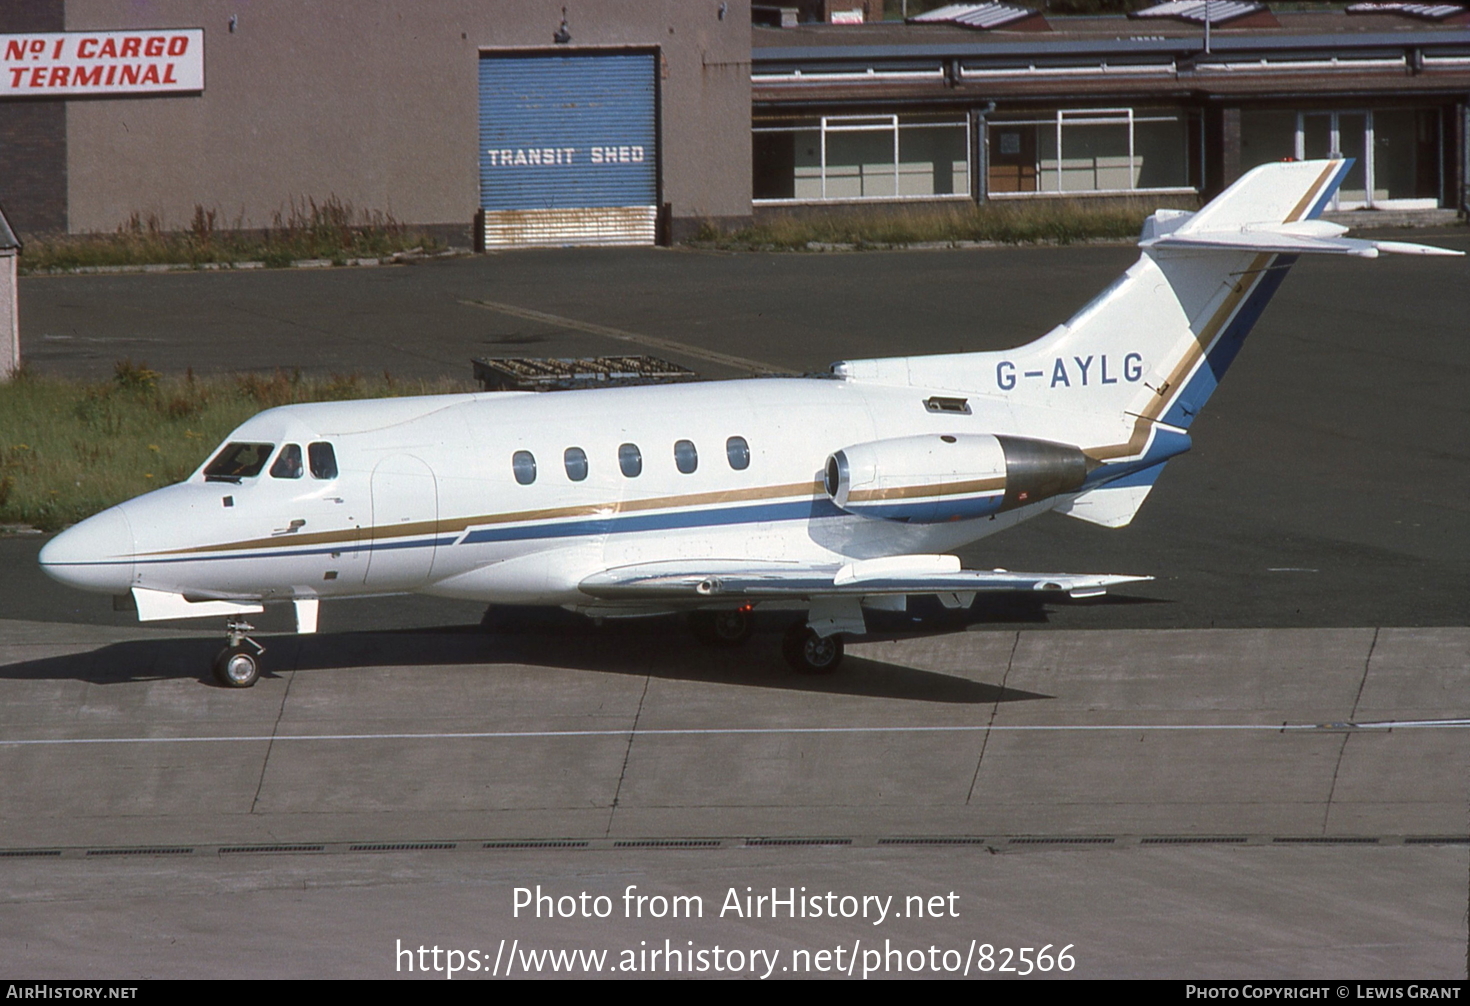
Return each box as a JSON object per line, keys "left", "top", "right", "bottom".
{"left": 308, "top": 442, "right": 338, "bottom": 480}
{"left": 726, "top": 436, "right": 750, "bottom": 471}
{"left": 564, "top": 447, "right": 588, "bottom": 482}
{"left": 269, "top": 444, "right": 304, "bottom": 479}
{"left": 618, "top": 443, "right": 642, "bottom": 478}
{"left": 512, "top": 450, "right": 537, "bottom": 485}
{"left": 674, "top": 439, "right": 698, "bottom": 474}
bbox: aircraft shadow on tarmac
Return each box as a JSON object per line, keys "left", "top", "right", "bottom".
{"left": 0, "top": 601, "right": 1087, "bottom": 704}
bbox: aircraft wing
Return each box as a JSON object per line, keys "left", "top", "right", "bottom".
{"left": 579, "top": 554, "right": 1150, "bottom": 602}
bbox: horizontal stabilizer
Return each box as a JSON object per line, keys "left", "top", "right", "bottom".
{"left": 580, "top": 558, "right": 1150, "bottom": 601}
{"left": 1143, "top": 219, "right": 1463, "bottom": 258}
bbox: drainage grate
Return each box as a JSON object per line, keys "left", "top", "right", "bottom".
{"left": 485, "top": 840, "right": 589, "bottom": 850}
{"left": 1404, "top": 836, "right": 1470, "bottom": 845}
{"left": 0, "top": 849, "right": 62, "bottom": 858}
{"left": 219, "top": 844, "right": 325, "bottom": 855}
{"left": 1008, "top": 837, "right": 1115, "bottom": 846}
{"left": 745, "top": 838, "right": 852, "bottom": 847}
{"left": 614, "top": 839, "right": 722, "bottom": 849}
{"left": 1272, "top": 837, "right": 1379, "bottom": 845}
{"left": 86, "top": 847, "right": 192, "bottom": 857}
{"left": 348, "top": 842, "right": 456, "bottom": 853}
{"left": 878, "top": 837, "right": 991, "bottom": 846}
{"left": 1140, "top": 836, "right": 1249, "bottom": 845}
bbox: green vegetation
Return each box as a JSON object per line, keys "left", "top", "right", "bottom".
{"left": 18, "top": 197, "right": 443, "bottom": 274}
{"left": 690, "top": 197, "right": 1196, "bottom": 251}
{"left": 0, "top": 363, "right": 475, "bottom": 531}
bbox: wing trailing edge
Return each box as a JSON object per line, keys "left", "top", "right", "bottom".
{"left": 579, "top": 557, "right": 1150, "bottom": 601}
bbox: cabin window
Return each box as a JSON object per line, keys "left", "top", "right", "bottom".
{"left": 619, "top": 443, "right": 642, "bottom": 478}
{"left": 512, "top": 450, "right": 537, "bottom": 485}
{"left": 564, "top": 447, "right": 588, "bottom": 481}
{"left": 308, "top": 442, "right": 338, "bottom": 480}
{"left": 204, "top": 442, "right": 275, "bottom": 482}
{"left": 726, "top": 436, "right": 750, "bottom": 471}
{"left": 269, "top": 444, "right": 304, "bottom": 479}
{"left": 674, "top": 439, "right": 698, "bottom": 474}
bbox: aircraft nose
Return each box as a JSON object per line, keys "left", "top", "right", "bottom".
{"left": 38, "top": 504, "right": 137, "bottom": 594}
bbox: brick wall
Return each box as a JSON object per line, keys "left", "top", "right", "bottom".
{"left": 0, "top": 1, "right": 67, "bottom": 235}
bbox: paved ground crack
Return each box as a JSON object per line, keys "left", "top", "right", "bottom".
{"left": 1322, "top": 627, "right": 1379, "bottom": 834}
{"left": 249, "top": 644, "right": 299, "bottom": 816}
{"left": 606, "top": 676, "right": 651, "bottom": 837}
{"left": 966, "top": 631, "right": 1021, "bottom": 805}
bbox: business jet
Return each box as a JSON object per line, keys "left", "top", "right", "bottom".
{"left": 38, "top": 159, "right": 1460, "bottom": 686}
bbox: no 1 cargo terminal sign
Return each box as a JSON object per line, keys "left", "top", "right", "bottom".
{"left": 1, "top": 29, "right": 203, "bottom": 97}
{"left": 478, "top": 50, "right": 658, "bottom": 247}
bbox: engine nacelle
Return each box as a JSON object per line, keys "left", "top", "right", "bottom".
{"left": 825, "top": 433, "right": 1088, "bottom": 523}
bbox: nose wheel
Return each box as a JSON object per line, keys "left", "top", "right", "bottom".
{"left": 213, "top": 618, "right": 266, "bottom": 688}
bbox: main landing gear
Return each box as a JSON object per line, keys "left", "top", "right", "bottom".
{"left": 688, "top": 606, "right": 755, "bottom": 647}
{"left": 781, "top": 620, "right": 844, "bottom": 675}
{"left": 688, "top": 606, "right": 847, "bottom": 674}
{"left": 212, "top": 617, "right": 266, "bottom": 688}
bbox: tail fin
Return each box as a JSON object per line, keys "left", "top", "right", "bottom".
{"left": 837, "top": 158, "right": 1458, "bottom": 493}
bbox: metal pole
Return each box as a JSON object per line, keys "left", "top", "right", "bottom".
{"left": 1204, "top": 0, "right": 1211, "bottom": 55}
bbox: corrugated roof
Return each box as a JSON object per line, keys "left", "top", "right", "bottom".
{"left": 1346, "top": 2, "right": 1470, "bottom": 22}
{"left": 908, "top": 3, "right": 1040, "bottom": 30}
{"left": 1132, "top": 1, "right": 1266, "bottom": 25}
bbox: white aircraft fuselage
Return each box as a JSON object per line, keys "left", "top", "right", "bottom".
{"left": 37, "top": 159, "right": 1462, "bottom": 684}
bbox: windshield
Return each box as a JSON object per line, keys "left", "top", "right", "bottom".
{"left": 204, "top": 442, "right": 275, "bottom": 482}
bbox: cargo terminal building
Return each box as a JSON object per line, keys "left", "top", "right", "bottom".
{"left": 2, "top": 1, "right": 1470, "bottom": 249}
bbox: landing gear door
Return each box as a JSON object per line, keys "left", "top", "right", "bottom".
{"left": 365, "top": 455, "right": 439, "bottom": 588}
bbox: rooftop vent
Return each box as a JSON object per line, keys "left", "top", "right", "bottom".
{"left": 1346, "top": 2, "right": 1470, "bottom": 23}
{"left": 907, "top": 2, "right": 1049, "bottom": 31}
{"left": 1131, "top": 1, "right": 1279, "bottom": 28}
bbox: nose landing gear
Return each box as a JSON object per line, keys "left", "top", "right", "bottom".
{"left": 212, "top": 617, "right": 266, "bottom": 688}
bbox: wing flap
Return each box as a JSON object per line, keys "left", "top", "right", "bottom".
{"left": 579, "top": 557, "right": 1150, "bottom": 601}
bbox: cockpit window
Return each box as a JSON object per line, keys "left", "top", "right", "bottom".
{"left": 204, "top": 442, "right": 275, "bottom": 482}
{"left": 308, "top": 442, "right": 338, "bottom": 480}
{"left": 270, "top": 444, "right": 304, "bottom": 479}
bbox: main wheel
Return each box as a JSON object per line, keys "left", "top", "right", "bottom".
{"left": 689, "top": 608, "right": 754, "bottom": 647}
{"left": 781, "top": 622, "right": 844, "bottom": 675}
{"left": 212, "top": 645, "right": 260, "bottom": 688}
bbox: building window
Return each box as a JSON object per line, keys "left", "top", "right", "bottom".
{"left": 754, "top": 113, "right": 970, "bottom": 202}
{"left": 988, "top": 108, "right": 1192, "bottom": 196}
{"left": 1241, "top": 108, "right": 1441, "bottom": 210}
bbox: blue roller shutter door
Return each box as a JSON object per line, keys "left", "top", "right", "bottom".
{"left": 479, "top": 51, "right": 658, "bottom": 247}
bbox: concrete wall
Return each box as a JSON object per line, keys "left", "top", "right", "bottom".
{"left": 63, "top": 1, "right": 752, "bottom": 239}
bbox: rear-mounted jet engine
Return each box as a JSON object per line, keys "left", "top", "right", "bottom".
{"left": 825, "top": 433, "right": 1090, "bottom": 523}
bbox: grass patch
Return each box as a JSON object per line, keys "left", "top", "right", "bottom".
{"left": 0, "top": 363, "right": 475, "bottom": 531}
{"left": 19, "top": 197, "right": 443, "bottom": 274}
{"left": 692, "top": 197, "right": 1196, "bottom": 251}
